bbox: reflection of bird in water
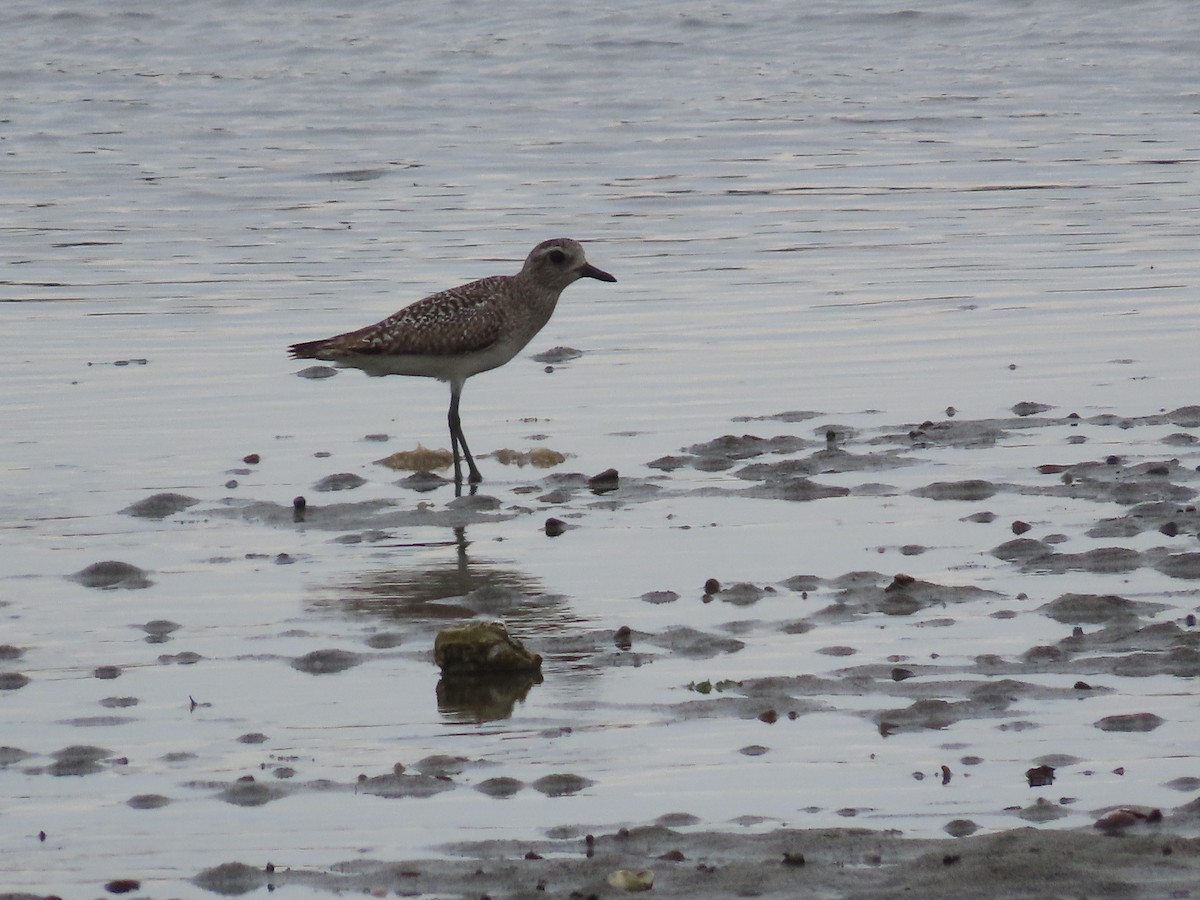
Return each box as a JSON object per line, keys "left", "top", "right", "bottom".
{"left": 288, "top": 238, "right": 616, "bottom": 484}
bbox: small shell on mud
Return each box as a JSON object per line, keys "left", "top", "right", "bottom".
{"left": 607, "top": 869, "right": 654, "bottom": 891}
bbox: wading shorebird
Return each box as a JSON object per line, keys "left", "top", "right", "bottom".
{"left": 288, "top": 238, "right": 616, "bottom": 484}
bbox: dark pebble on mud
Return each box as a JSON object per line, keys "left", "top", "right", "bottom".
{"left": 640, "top": 590, "right": 679, "bottom": 605}
{"left": 1155, "top": 552, "right": 1200, "bottom": 579}
{"left": 964, "top": 511, "right": 997, "bottom": 523}
{"left": 704, "top": 577, "right": 720, "bottom": 594}
{"left": 544, "top": 517, "right": 567, "bottom": 537}
{"left": 1012, "top": 401, "right": 1052, "bottom": 416}
{"left": 415, "top": 754, "right": 468, "bottom": 777}
{"left": 400, "top": 471, "right": 449, "bottom": 491}
{"left": 126, "top": 794, "right": 170, "bottom": 809}
{"left": 193, "top": 861, "right": 267, "bottom": 894}
{"left": 99, "top": 697, "right": 138, "bottom": 708}
{"left": 1011, "top": 520, "right": 1032, "bottom": 535}
{"left": 158, "top": 651, "right": 202, "bottom": 665}
{"left": 913, "top": 479, "right": 998, "bottom": 501}
{"left": 891, "top": 667, "right": 915, "bottom": 682}
{"left": 219, "top": 779, "right": 284, "bottom": 807}
{"left": 93, "top": 666, "right": 121, "bottom": 680}
{"left": 656, "top": 812, "right": 701, "bottom": 827}
{"left": 531, "top": 773, "right": 593, "bottom": 797}
{"left": 70, "top": 561, "right": 153, "bottom": 590}
{"left": 314, "top": 472, "right": 366, "bottom": 492}
{"left": 142, "top": 620, "right": 180, "bottom": 637}
{"left": 104, "top": 879, "right": 141, "bottom": 894}
{"left": 475, "top": 777, "right": 524, "bottom": 798}
{"left": 120, "top": 493, "right": 200, "bottom": 519}
{"left": 49, "top": 745, "right": 110, "bottom": 776}
{"left": 720, "top": 582, "right": 764, "bottom": 605}
{"left": 614, "top": 625, "right": 633, "bottom": 650}
{"left": 243, "top": 453, "right": 260, "bottom": 464}
{"left": 1040, "top": 593, "right": 1145, "bottom": 624}
{"left": 588, "top": 468, "right": 619, "bottom": 493}
{"left": 291, "top": 648, "right": 363, "bottom": 675}
{"left": 1095, "top": 713, "right": 1164, "bottom": 733}
{"left": 358, "top": 771, "right": 454, "bottom": 799}
{"left": 818, "top": 646, "right": 856, "bottom": 657}
{"left": 365, "top": 631, "right": 403, "bottom": 649}
{"left": 531, "top": 345, "right": 583, "bottom": 364}
{"left": 0, "top": 746, "right": 32, "bottom": 767}
{"left": 758, "top": 709, "right": 778, "bottom": 724}
{"left": 738, "top": 745, "right": 769, "bottom": 756}
{"left": 0, "top": 672, "right": 30, "bottom": 690}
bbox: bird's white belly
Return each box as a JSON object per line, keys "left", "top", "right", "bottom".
{"left": 337, "top": 340, "right": 522, "bottom": 382}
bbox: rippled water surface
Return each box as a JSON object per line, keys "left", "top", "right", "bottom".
{"left": 3, "top": 1, "right": 1200, "bottom": 895}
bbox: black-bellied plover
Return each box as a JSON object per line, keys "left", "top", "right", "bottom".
{"left": 289, "top": 237, "right": 616, "bottom": 484}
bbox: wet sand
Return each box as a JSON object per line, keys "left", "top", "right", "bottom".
{"left": 7, "top": 406, "right": 1200, "bottom": 897}
{"left": 188, "top": 821, "right": 1200, "bottom": 899}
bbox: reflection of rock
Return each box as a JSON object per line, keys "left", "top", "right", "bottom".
{"left": 436, "top": 670, "right": 542, "bottom": 722}
{"left": 434, "top": 622, "right": 542, "bottom": 675}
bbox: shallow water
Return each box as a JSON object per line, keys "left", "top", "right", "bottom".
{"left": 3, "top": 1, "right": 1200, "bottom": 895}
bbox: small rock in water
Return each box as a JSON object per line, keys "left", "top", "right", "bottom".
{"left": 433, "top": 621, "right": 542, "bottom": 675}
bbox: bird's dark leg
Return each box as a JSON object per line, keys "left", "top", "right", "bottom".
{"left": 448, "top": 384, "right": 482, "bottom": 484}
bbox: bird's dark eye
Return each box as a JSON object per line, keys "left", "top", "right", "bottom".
{"left": 548, "top": 249, "right": 566, "bottom": 264}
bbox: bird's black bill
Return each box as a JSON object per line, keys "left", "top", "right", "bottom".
{"left": 579, "top": 263, "right": 617, "bottom": 283}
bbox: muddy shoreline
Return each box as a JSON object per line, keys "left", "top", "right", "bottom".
{"left": 6, "top": 407, "right": 1200, "bottom": 897}
{"left": 188, "top": 820, "right": 1200, "bottom": 899}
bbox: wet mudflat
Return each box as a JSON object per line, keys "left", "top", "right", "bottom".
{"left": 7, "top": 403, "right": 1200, "bottom": 898}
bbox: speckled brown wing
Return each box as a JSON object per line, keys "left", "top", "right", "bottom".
{"left": 290, "top": 276, "right": 508, "bottom": 360}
